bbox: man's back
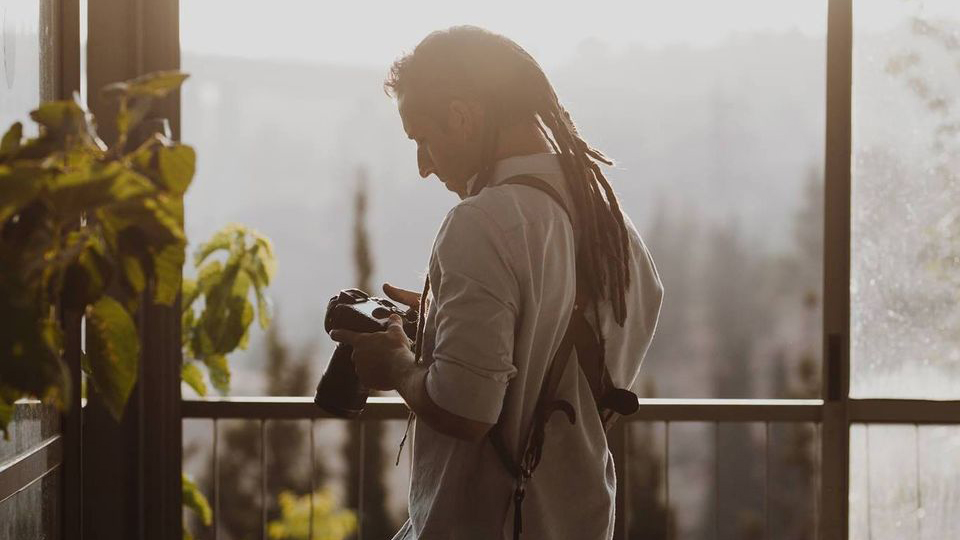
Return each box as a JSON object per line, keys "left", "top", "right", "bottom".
{"left": 393, "top": 153, "right": 663, "bottom": 539}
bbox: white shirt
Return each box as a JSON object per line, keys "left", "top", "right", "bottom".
{"left": 393, "top": 153, "right": 663, "bottom": 540}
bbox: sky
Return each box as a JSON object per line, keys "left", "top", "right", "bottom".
{"left": 179, "top": 0, "right": 831, "bottom": 69}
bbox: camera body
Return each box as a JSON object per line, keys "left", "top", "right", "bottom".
{"left": 314, "top": 289, "right": 417, "bottom": 417}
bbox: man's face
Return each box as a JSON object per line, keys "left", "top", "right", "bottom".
{"left": 398, "top": 94, "right": 482, "bottom": 197}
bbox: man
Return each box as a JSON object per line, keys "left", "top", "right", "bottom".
{"left": 331, "top": 26, "right": 663, "bottom": 539}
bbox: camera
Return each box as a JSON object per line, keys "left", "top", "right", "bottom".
{"left": 314, "top": 288, "right": 418, "bottom": 418}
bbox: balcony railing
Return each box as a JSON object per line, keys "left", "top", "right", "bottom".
{"left": 182, "top": 397, "right": 824, "bottom": 540}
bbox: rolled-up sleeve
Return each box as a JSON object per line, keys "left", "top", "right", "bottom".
{"left": 424, "top": 203, "right": 519, "bottom": 424}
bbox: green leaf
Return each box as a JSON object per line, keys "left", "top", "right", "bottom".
{"left": 182, "top": 277, "right": 198, "bottom": 310}
{"left": 190, "top": 325, "right": 214, "bottom": 359}
{"left": 30, "top": 100, "right": 85, "bottom": 131}
{"left": 182, "top": 473, "right": 212, "bottom": 526}
{"left": 237, "top": 327, "right": 250, "bottom": 351}
{"left": 181, "top": 305, "right": 195, "bottom": 347}
{"left": 203, "top": 354, "right": 230, "bottom": 395}
{"left": 152, "top": 243, "right": 185, "bottom": 306}
{"left": 100, "top": 196, "right": 185, "bottom": 250}
{"left": 157, "top": 145, "right": 195, "bottom": 195}
{"left": 0, "top": 165, "right": 45, "bottom": 224}
{"left": 29, "top": 97, "right": 105, "bottom": 151}
{"left": 122, "top": 71, "right": 190, "bottom": 99}
{"left": 0, "top": 122, "right": 22, "bottom": 158}
{"left": 194, "top": 224, "right": 241, "bottom": 266}
{"left": 194, "top": 260, "right": 222, "bottom": 295}
{"left": 49, "top": 163, "right": 156, "bottom": 217}
{"left": 85, "top": 296, "right": 139, "bottom": 421}
{"left": 57, "top": 231, "right": 108, "bottom": 311}
{"left": 122, "top": 255, "right": 146, "bottom": 295}
{"left": 255, "top": 288, "right": 271, "bottom": 330}
{"left": 181, "top": 362, "right": 207, "bottom": 397}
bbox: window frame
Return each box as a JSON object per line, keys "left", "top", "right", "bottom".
{"left": 64, "top": 0, "right": 960, "bottom": 538}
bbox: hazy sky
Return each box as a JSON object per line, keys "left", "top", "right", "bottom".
{"left": 180, "top": 0, "right": 831, "bottom": 68}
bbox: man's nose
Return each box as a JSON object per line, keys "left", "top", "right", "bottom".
{"left": 417, "top": 147, "right": 434, "bottom": 178}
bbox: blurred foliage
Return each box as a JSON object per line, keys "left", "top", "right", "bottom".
{"left": 267, "top": 489, "right": 357, "bottom": 540}
{"left": 181, "top": 223, "right": 276, "bottom": 396}
{"left": 0, "top": 71, "right": 192, "bottom": 435}
{"left": 183, "top": 473, "right": 213, "bottom": 540}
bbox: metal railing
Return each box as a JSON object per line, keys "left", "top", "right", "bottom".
{"left": 0, "top": 401, "right": 63, "bottom": 507}
{"left": 183, "top": 397, "right": 826, "bottom": 540}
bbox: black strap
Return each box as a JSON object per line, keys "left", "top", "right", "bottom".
{"left": 499, "top": 175, "right": 573, "bottom": 223}
{"left": 488, "top": 174, "right": 638, "bottom": 539}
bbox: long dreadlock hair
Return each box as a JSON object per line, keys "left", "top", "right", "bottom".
{"left": 385, "top": 26, "right": 632, "bottom": 337}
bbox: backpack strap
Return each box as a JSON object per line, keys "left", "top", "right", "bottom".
{"left": 487, "top": 175, "right": 639, "bottom": 539}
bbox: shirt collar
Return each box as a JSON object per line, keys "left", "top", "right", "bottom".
{"left": 464, "top": 152, "right": 563, "bottom": 197}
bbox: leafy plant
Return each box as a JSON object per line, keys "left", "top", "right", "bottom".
{"left": 181, "top": 223, "right": 276, "bottom": 396}
{"left": 267, "top": 489, "right": 358, "bottom": 540}
{"left": 179, "top": 224, "right": 276, "bottom": 538}
{"left": 0, "top": 71, "right": 193, "bottom": 434}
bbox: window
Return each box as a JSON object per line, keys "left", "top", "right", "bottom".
{"left": 851, "top": 0, "right": 960, "bottom": 400}
{"left": 848, "top": 1, "right": 960, "bottom": 538}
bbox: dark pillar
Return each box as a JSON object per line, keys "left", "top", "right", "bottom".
{"left": 83, "top": 1, "right": 182, "bottom": 538}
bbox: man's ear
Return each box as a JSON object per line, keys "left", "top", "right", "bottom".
{"left": 447, "top": 99, "right": 482, "bottom": 142}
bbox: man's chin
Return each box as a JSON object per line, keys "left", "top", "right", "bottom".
{"left": 440, "top": 178, "right": 467, "bottom": 198}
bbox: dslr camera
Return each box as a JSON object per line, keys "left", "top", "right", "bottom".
{"left": 314, "top": 289, "right": 418, "bottom": 417}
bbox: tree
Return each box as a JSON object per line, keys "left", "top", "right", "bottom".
{"left": 341, "top": 166, "right": 396, "bottom": 539}
{"left": 765, "top": 166, "right": 822, "bottom": 539}
{"left": 692, "top": 218, "right": 770, "bottom": 539}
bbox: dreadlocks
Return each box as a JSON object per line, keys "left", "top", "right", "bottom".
{"left": 385, "top": 26, "right": 632, "bottom": 328}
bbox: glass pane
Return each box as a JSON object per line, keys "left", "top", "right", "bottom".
{"left": 180, "top": 1, "right": 825, "bottom": 400}
{"left": 0, "top": 0, "right": 41, "bottom": 133}
{"left": 851, "top": 0, "right": 960, "bottom": 398}
{"left": 850, "top": 424, "right": 960, "bottom": 540}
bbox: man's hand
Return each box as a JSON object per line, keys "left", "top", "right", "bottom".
{"left": 383, "top": 282, "right": 429, "bottom": 315}
{"left": 330, "top": 314, "right": 415, "bottom": 391}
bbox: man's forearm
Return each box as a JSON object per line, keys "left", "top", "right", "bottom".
{"left": 391, "top": 353, "right": 493, "bottom": 442}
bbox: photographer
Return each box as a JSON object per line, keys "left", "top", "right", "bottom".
{"left": 330, "top": 26, "right": 663, "bottom": 540}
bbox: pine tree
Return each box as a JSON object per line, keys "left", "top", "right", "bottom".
{"left": 765, "top": 166, "right": 822, "bottom": 539}
{"left": 699, "top": 222, "right": 766, "bottom": 540}
{"left": 342, "top": 166, "right": 395, "bottom": 539}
